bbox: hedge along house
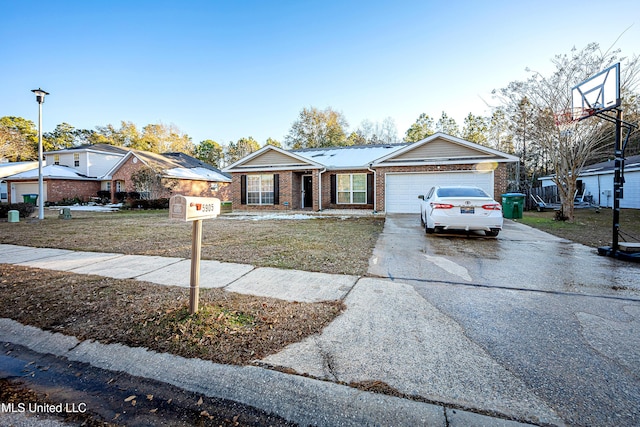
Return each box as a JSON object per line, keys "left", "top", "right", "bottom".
{"left": 4, "top": 144, "right": 231, "bottom": 205}
{"left": 223, "top": 133, "right": 519, "bottom": 213}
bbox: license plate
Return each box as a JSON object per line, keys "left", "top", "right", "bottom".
{"left": 460, "top": 207, "right": 475, "bottom": 214}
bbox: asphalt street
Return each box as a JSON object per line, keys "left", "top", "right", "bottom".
{"left": 366, "top": 215, "right": 640, "bottom": 426}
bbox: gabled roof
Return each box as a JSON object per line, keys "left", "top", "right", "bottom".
{"left": 107, "top": 150, "right": 231, "bottom": 182}
{"left": 293, "top": 143, "right": 409, "bottom": 170}
{"left": 373, "top": 133, "right": 519, "bottom": 166}
{"left": 4, "top": 164, "right": 97, "bottom": 181}
{"left": 223, "top": 133, "right": 518, "bottom": 173}
{"left": 46, "top": 143, "right": 129, "bottom": 156}
{"left": 223, "top": 145, "right": 324, "bottom": 172}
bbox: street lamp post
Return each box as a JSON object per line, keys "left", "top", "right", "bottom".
{"left": 31, "top": 88, "right": 49, "bottom": 220}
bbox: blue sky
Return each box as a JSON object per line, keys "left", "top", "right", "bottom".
{"left": 1, "top": 1, "right": 638, "bottom": 147}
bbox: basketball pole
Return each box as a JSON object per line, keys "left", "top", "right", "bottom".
{"left": 612, "top": 109, "right": 623, "bottom": 255}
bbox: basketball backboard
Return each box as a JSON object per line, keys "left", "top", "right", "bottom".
{"left": 571, "top": 62, "right": 620, "bottom": 120}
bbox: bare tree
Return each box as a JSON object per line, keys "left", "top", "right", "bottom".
{"left": 494, "top": 43, "right": 640, "bottom": 221}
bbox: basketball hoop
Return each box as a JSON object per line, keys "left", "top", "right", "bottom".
{"left": 554, "top": 109, "right": 579, "bottom": 136}
{"left": 554, "top": 108, "right": 594, "bottom": 128}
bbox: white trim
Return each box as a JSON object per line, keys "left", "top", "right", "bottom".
{"left": 223, "top": 145, "right": 323, "bottom": 172}
{"left": 103, "top": 152, "right": 150, "bottom": 178}
{"left": 226, "top": 164, "right": 321, "bottom": 173}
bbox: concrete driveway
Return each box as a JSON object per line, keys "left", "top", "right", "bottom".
{"left": 366, "top": 214, "right": 640, "bottom": 426}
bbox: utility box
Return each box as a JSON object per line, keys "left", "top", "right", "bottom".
{"left": 7, "top": 210, "right": 19, "bottom": 223}
{"left": 58, "top": 207, "right": 72, "bottom": 220}
{"left": 169, "top": 195, "right": 220, "bottom": 222}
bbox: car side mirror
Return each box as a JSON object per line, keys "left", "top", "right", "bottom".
{"left": 418, "top": 195, "right": 424, "bottom": 200}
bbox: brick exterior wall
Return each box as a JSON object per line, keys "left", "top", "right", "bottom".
{"left": 46, "top": 180, "right": 101, "bottom": 203}
{"left": 110, "top": 156, "right": 145, "bottom": 198}
{"left": 320, "top": 169, "right": 374, "bottom": 210}
{"left": 231, "top": 171, "right": 325, "bottom": 211}
{"left": 231, "top": 163, "right": 510, "bottom": 212}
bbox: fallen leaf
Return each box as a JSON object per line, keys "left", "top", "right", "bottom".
{"left": 150, "top": 408, "right": 158, "bottom": 413}
{"left": 124, "top": 395, "right": 137, "bottom": 402}
{"left": 146, "top": 394, "right": 153, "bottom": 401}
{"left": 197, "top": 396, "right": 203, "bottom": 405}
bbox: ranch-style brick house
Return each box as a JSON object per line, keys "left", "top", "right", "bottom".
{"left": 223, "top": 133, "right": 519, "bottom": 213}
{"left": 4, "top": 144, "right": 231, "bottom": 204}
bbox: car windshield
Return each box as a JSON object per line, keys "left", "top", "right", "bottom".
{"left": 436, "top": 187, "right": 490, "bottom": 198}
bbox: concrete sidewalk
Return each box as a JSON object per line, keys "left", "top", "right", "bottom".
{"left": 0, "top": 243, "right": 541, "bottom": 426}
{"left": 0, "top": 244, "right": 357, "bottom": 303}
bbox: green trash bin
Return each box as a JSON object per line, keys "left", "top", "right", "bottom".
{"left": 501, "top": 193, "right": 525, "bottom": 219}
{"left": 22, "top": 194, "right": 38, "bottom": 204}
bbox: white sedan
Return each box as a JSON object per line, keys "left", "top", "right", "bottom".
{"left": 419, "top": 186, "right": 503, "bottom": 237}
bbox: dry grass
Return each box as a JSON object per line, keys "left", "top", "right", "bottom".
{"left": 0, "top": 210, "right": 384, "bottom": 275}
{"left": 0, "top": 210, "right": 373, "bottom": 368}
{"left": 518, "top": 208, "right": 640, "bottom": 248}
{"left": 0, "top": 264, "right": 343, "bottom": 365}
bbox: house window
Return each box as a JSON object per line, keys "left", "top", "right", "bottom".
{"left": 53, "top": 154, "right": 60, "bottom": 165}
{"left": 74, "top": 153, "right": 80, "bottom": 167}
{"left": 337, "top": 173, "right": 367, "bottom": 204}
{"left": 247, "top": 174, "right": 274, "bottom": 205}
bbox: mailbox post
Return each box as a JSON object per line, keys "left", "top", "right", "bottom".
{"left": 169, "top": 195, "right": 221, "bottom": 314}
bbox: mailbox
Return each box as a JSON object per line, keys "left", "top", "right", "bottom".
{"left": 170, "top": 195, "right": 221, "bottom": 221}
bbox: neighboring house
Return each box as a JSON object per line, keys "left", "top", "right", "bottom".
{"left": 104, "top": 149, "right": 232, "bottom": 201}
{"left": 223, "top": 133, "right": 519, "bottom": 214}
{"left": 4, "top": 144, "right": 231, "bottom": 204}
{"left": 0, "top": 161, "right": 38, "bottom": 202}
{"left": 539, "top": 154, "right": 640, "bottom": 209}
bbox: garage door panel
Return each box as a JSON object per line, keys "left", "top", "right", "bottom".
{"left": 385, "top": 172, "right": 493, "bottom": 213}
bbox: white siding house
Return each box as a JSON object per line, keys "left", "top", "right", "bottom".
{"left": 45, "top": 144, "right": 128, "bottom": 178}
{"left": 539, "top": 155, "right": 640, "bottom": 209}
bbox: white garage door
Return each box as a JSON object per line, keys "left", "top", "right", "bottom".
{"left": 385, "top": 171, "right": 494, "bottom": 213}
{"left": 11, "top": 182, "right": 47, "bottom": 204}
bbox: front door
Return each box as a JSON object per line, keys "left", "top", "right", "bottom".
{"left": 302, "top": 175, "right": 313, "bottom": 209}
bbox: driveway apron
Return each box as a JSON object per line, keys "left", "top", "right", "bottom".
{"left": 363, "top": 214, "right": 640, "bottom": 426}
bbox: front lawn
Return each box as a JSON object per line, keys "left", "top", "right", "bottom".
{"left": 517, "top": 208, "right": 640, "bottom": 248}
{"left": 0, "top": 210, "right": 385, "bottom": 275}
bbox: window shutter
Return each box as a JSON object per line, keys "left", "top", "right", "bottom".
{"left": 367, "top": 173, "right": 374, "bottom": 204}
{"left": 330, "top": 174, "right": 336, "bottom": 204}
{"left": 273, "top": 174, "right": 280, "bottom": 205}
{"left": 240, "top": 175, "right": 247, "bottom": 205}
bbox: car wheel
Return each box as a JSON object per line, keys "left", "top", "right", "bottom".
{"left": 486, "top": 229, "right": 500, "bottom": 237}
{"left": 425, "top": 223, "right": 434, "bottom": 234}
{"left": 434, "top": 226, "right": 444, "bottom": 234}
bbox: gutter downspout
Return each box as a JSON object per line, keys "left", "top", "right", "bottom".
{"left": 318, "top": 168, "right": 326, "bottom": 211}
{"left": 367, "top": 163, "right": 377, "bottom": 213}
